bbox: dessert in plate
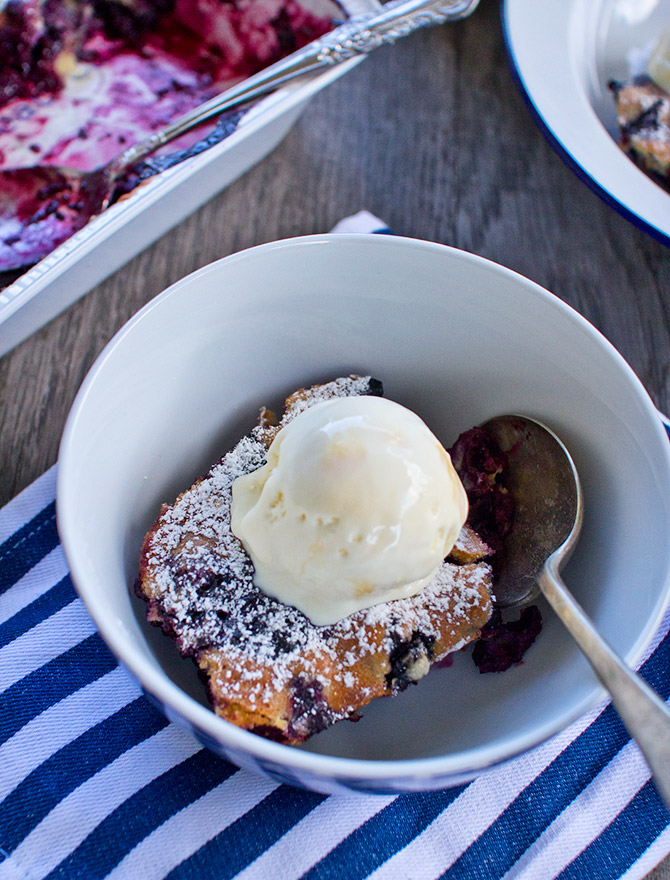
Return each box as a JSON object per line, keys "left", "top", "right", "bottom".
{"left": 609, "top": 31, "right": 670, "bottom": 191}
{"left": 136, "top": 375, "right": 538, "bottom": 745}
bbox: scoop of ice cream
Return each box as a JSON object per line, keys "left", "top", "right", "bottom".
{"left": 231, "top": 396, "right": 468, "bottom": 625}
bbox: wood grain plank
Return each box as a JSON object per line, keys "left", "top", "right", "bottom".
{"left": 0, "top": 4, "right": 669, "bottom": 869}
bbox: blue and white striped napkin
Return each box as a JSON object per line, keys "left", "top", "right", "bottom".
{"left": 2, "top": 214, "right": 670, "bottom": 880}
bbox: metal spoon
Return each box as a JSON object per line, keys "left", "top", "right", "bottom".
{"left": 0, "top": 0, "right": 479, "bottom": 271}
{"left": 481, "top": 414, "right": 670, "bottom": 810}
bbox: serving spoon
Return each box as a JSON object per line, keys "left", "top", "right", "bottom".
{"left": 482, "top": 415, "right": 670, "bottom": 809}
{"left": 0, "top": 0, "right": 479, "bottom": 271}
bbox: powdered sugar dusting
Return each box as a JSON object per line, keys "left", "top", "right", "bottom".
{"left": 281, "top": 374, "right": 375, "bottom": 420}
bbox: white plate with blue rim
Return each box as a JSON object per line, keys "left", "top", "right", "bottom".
{"left": 503, "top": 0, "right": 670, "bottom": 246}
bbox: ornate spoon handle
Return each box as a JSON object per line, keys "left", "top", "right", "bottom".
{"left": 110, "top": 0, "right": 480, "bottom": 177}
{"left": 315, "top": 0, "right": 479, "bottom": 61}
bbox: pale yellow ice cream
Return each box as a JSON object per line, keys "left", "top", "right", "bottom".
{"left": 230, "top": 396, "right": 468, "bottom": 625}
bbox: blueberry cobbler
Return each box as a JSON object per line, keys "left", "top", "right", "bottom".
{"left": 0, "top": 0, "right": 340, "bottom": 274}
{"left": 610, "top": 77, "right": 670, "bottom": 190}
{"left": 136, "top": 376, "right": 541, "bottom": 745}
{"left": 609, "top": 33, "right": 670, "bottom": 191}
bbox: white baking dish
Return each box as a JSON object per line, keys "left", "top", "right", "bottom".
{"left": 0, "top": 0, "right": 379, "bottom": 358}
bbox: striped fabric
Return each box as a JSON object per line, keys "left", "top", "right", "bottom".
{"left": 2, "top": 447, "right": 670, "bottom": 880}
{"left": 2, "top": 216, "right": 670, "bottom": 879}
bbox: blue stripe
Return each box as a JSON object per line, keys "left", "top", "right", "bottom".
{"left": 0, "top": 633, "right": 117, "bottom": 745}
{"left": 47, "top": 749, "right": 238, "bottom": 879}
{"left": 557, "top": 780, "right": 669, "bottom": 880}
{"left": 0, "top": 697, "right": 166, "bottom": 853}
{"left": 438, "top": 628, "right": 670, "bottom": 879}
{"left": 166, "top": 785, "right": 327, "bottom": 880}
{"left": 638, "top": 629, "right": 670, "bottom": 698}
{"left": 0, "top": 575, "right": 76, "bottom": 647}
{"left": 301, "top": 786, "right": 467, "bottom": 880}
{"left": 0, "top": 502, "right": 58, "bottom": 595}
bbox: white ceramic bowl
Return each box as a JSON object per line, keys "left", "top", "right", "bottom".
{"left": 57, "top": 234, "right": 670, "bottom": 794}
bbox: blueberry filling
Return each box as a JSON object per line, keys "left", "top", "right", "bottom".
{"left": 471, "top": 606, "right": 542, "bottom": 673}
{"left": 387, "top": 631, "right": 435, "bottom": 692}
{"left": 449, "top": 425, "right": 515, "bottom": 554}
{"left": 288, "top": 679, "right": 336, "bottom": 739}
{"left": 367, "top": 377, "right": 384, "bottom": 397}
{"left": 272, "top": 630, "right": 298, "bottom": 655}
{"left": 622, "top": 99, "right": 663, "bottom": 137}
{"left": 450, "top": 425, "right": 542, "bottom": 672}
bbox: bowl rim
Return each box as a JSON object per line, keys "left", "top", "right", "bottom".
{"left": 57, "top": 232, "right": 670, "bottom": 785}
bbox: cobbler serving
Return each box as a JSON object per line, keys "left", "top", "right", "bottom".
{"left": 136, "top": 376, "right": 541, "bottom": 745}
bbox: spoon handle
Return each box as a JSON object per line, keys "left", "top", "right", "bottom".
{"left": 540, "top": 558, "right": 670, "bottom": 810}
{"left": 108, "top": 0, "right": 480, "bottom": 177}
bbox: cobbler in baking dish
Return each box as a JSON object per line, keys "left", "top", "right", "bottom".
{"left": 0, "top": 0, "right": 339, "bottom": 274}
{"left": 136, "top": 376, "right": 541, "bottom": 745}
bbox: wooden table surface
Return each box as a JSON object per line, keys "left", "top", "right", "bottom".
{"left": 1, "top": 0, "right": 669, "bottom": 873}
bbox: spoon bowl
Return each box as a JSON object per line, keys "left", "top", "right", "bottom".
{"left": 484, "top": 414, "right": 670, "bottom": 809}
{"left": 480, "top": 415, "right": 583, "bottom": 607}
